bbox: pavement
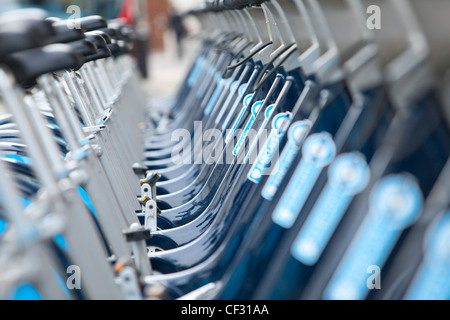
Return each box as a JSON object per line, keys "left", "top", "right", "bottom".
{"left": 140, "top": 36, "right": 200, "bottom": 100}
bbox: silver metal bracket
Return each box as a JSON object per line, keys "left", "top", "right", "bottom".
{"left": 144, "top": 199, "right": 157, "bottom": 232}
{"left": 116, "top": 266, "right": 142, "bottom": 300}
{"left": 96, "top": 108, "right": 113, "bottom": 125}
{"left": 82, "top": 124, "right": 106, "bottom": 134}
{"left": 79, "top": 134, "right": 96, "bottom": 146}
{"left": 140, "top": 172, "right": 161, "bottom": 201}
{"left": 123, "top": 223, "right": 153, "bottom": 277}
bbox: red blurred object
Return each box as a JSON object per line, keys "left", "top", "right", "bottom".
{"left": 117, "top": 0, "right": 135, "bottom": 24}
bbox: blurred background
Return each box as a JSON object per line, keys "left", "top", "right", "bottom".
{"left": 0, "top": 0, "right": 203, "bottom": 99}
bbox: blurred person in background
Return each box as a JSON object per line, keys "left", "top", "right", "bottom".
{"left": 168, "top": 6, "right": 187, "bottom": 59}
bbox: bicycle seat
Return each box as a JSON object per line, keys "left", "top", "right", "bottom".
{"left": 222, "top": 0, "right": 249, "bottom": 9}
{"left": 107, "top": 43, "right": 122, "bottom": 57}
{"left": 47, "top": 21, "right": 86, "bottom": 44}
{"left": 0, "top": 16, "right": 54, "bottom": 57}
{"left": 109, "top": 23, "right": 134, "bottom": 43}
{"left": 67, "top": 39, "right": 98, "bottom": 57}
{"left": 0, "top": 44, "right": 85, "bottom": 83}
{"left": 84, "top": 47, "right": 112, "bottom": 63}
{"left": 97, "top": 27, "right": 123, "bottom": 41}
{"left": 85, "top": 33, "right": 108, "bottom": 50}
{"left": 45, "top": 17, "right": 61, "bottom": 24}
{"left": 87, "top": 31, "right": 112, "bottom": 45}
{"left": 113, "top": 41, "right": 131, "bottom": 57}
{"left": 72, "top": 15, "right": 107, "bottom": 32}
{"left": 82, "top": 33, "right": 112, "bottom": 62}
{"left": 0, "top": 8, "right": 48, "bottom": 30}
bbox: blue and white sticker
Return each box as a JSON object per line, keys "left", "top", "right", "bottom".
{"left": 261, "top": 120, "right": 312, "bottom": 200}
{"left": 247, "top": 112, "right": 292, "bottom": 183}
{"left": 233, "top": 100, "right": 264, "bottom": 156}
{"left": 231, "top": 80, "right": 241, "bottom": 93}
{"left": 216, "top": 80, "right": 242, "bottom": 125}
{"left": 324, "top": 174, "right": 423, "bottom": 300}
{"left": 196, "top": 63, "right": 216, "bottom": 98}
{"left": 405, "top": 211, "right": 450, "bottom": 300}
{"left": 239, "top": 82, "right": 248, "bottom": 96}
{"left": 204, "top": 72, "right": 227, "bottom": 116}
{"left": 214, "top": 70, "right": 222, "bottom": 83}
{"left": 271, "top": 132, "right": 336, "bottom": 229}
{"left": 225, "top": 93, "right": 254, "bottom": 144}
{"left": 207, "top": 64, "right": 216, "bottom": 76}
{"left": 220, "top": 83, "right": 249, "bottom": 129}
{"left": 225, "top": 77, "right": 233, "bottom": 89}
{"left": 291, "top": 152, "right": 370, "bottom": 266}
{"left": 244, "top": 104, "right": 276, "bottom": 164}
{"left": 187, "top": 56, "right": 205, "bottom": 87}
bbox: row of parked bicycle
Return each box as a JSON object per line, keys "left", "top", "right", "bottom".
{"left": 0, "top": 8, "right": 151, "bottom": 299}
{"left": 0, "top": 0, "right": 449, "bottom": 300}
